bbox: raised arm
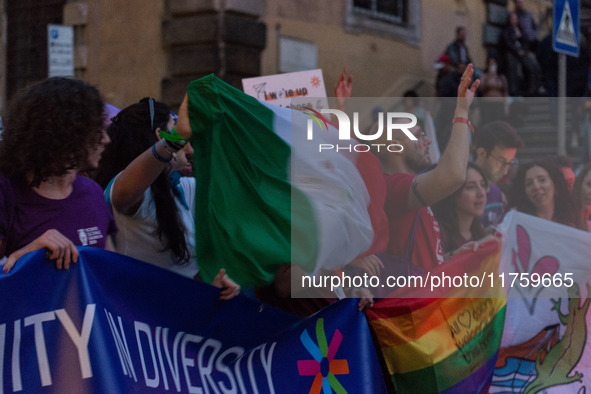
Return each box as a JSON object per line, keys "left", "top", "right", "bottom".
{"left": 407, "top": 63, "right": 480, "bottom": 211}
{"left": 177, "top": 95, "right": 192, "bottom": 140}
{"left": 110, "top": 139, "right": 175, "bottom": 215}
{"left": 110, "top": 118, "right": 190, "bottom": 216}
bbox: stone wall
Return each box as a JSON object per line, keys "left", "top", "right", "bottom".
{"left": 162, "top": 0, "right": 266, "bottom": 109}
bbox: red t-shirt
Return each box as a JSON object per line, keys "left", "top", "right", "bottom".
{"left": 384, "top": 173, "right": 444, "bottom": 270}
{"left": 356, "top": 151, "right": 389, "bottom": 256}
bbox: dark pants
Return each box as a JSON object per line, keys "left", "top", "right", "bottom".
{"left": 505, "top": 52, "right": 539, "bottom": 96}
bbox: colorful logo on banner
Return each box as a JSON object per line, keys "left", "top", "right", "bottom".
{"left": 297, "top": 318, "right": 350, "bottom": 393}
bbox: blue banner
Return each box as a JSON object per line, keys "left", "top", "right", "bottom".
{"left": 0, "top": 248, "right": 387, "bottom": 393}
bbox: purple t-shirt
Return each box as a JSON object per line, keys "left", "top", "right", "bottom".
{"left": 481, "top": 182, "right": 504, "bottom": 228}
{"left": 0, "top": 174, "right": 117, "bottom": 257}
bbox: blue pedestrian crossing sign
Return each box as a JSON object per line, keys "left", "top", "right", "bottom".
{"left": 553, "top": 0, "right": 580, "bottom": 57}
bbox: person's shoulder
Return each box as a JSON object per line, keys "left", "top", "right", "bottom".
{"left": 180, "top": 176, "right": 196, "bottom": 188}
{"left": 0, "top": 173, "right": 19, "bottom": 195}
{"left": 355, "top": 151, "right": 382, "bottom": 172}
{"left": 489, "top": 182, "right": 503, "bottom": 194}
{"left": 486, "top": 182, "right": 503, "bottom": 200}
{"left": 75, "top": 175, "right": 107, "bottom": 196}
{"left": 384, "top": 172, "right": 414, "bottom": 192}
{"left": 76, "top": 174, "right": 102, "bottom": 187}
{"left": 180, "top": 176, "right": 196, "bottom": 199}
{"left": 444, "top": 42, "right": 455, "bottom": 55}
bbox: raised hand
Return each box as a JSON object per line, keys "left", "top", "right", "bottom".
{"left": 334, "top": 67, "right": 353, "bottom": 111}
{"left": 456, "top": 63, "right": 480, "bottom": 114}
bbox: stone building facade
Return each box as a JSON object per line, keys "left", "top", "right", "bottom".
{"left": 0, "top": 0, "right": 558, "bottom": 113}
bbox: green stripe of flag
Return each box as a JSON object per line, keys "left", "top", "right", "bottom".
{"left": 186, "top": 75, "right": 318, "bottom": 286}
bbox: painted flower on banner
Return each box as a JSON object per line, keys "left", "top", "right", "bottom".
{"left": 297, "top": 318, "right": 350, "bottom": 393}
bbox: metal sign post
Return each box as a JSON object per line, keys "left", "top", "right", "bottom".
{"left": 558, "top": 53, "right": 567, "bottom": 156}
{"left": 553, "top": 0, "right": 580, "bottom": 156}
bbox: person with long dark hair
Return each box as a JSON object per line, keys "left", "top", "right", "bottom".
{"left": 508, "top": 158, "right": 577, "bottom": 226}
{"left": 432, "top": 163, "right": 494, "bottom": 259}
{"left": 94, "top": 98, "right": 239, "bottom": 299}
{"left": 0, "top": 77, "right": 116, "bottom": 272}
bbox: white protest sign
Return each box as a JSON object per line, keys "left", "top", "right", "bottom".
{"left": 242, "top": 69, "right": 328, "bottom": 111}
{"left": 490, "top": 210, "right": 591, "bottom": 392}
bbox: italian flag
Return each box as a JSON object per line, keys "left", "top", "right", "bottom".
{"left": 186, "top": 75, "right": 373, "bottom": 287}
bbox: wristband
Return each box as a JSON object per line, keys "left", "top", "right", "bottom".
{"left": 152, "top": 142, "right": 173, "bottom": 163}
{"left": 159, "top": 127, "right": 188, "bottom": 151}
{"left": 160, "top": 138, "right": 178, "bottom": 159}
{"left": 452, "top": 117, "right": 474, "bottom": 134}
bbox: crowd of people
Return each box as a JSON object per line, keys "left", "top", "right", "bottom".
{"left": 436, "top": 0, "right": 542, "bottom": 99}
{"left": 0, "top": 35, "right": 591, "bottom": 394}
{"left": 1, "top": 0, "right": 591, "bottom": 322}
{"left": 1, "top": 3, "right": 591, "bottom": 392}
{"left": 3, "top": 62, "right": 588, "bottom": 313}
{"left": 435, "top": 0, "right": 591, "bottom": 104}
{"left": 0, "top": 77, "right": 239, "bottom": 300}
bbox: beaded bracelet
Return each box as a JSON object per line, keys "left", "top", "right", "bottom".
{"left": 152, "top": 142, "right": 173, "bottom": 163}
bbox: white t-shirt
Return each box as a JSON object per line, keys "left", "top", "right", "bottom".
{"left": 109, "top": 176, "right": 199, "bottom": 279}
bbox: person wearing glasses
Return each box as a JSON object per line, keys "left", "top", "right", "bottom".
{"left": 508, "top": 158, "right": 577, "bottom": 227}
{"left": 0, "top": 77, "right": 116, "bottom": 273}
{"left": 94, "top": 98, "right": 239, "bottom": 299}
{"left": 472, "top": 120, "right": 524, "bottom": 227}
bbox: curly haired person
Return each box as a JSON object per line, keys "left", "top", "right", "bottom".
{"left": 0, "top": 77, "right": 116, "bottom": 273}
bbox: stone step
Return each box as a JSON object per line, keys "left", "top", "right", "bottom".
{"left": 516, "top": 146, "right": 559, "bottom": 161}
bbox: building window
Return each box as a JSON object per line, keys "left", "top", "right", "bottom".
{"left": 352, "top": 0, "right": 407, "bottom": 24}
{"left": 346, "top": 0, "right": 420, "bottom": 44}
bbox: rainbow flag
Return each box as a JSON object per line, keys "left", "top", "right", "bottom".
{"left": 365, "top": 241, "right": 506, "bottom": 393}
{"left": 185, "top": 75, "right": 373, "bottom": 287}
